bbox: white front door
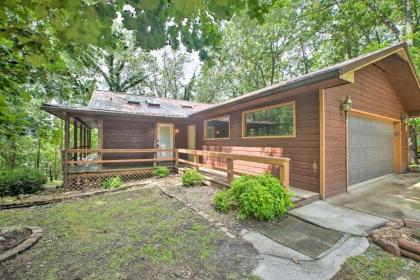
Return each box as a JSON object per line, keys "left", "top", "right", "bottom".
{"left": 157, "top": 123, "right": 174, "bottom": 159}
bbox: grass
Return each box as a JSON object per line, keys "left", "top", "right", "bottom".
{"left": 333, "top": 245, "right": 420, "bottom": 280}
{"left": 0, "top": 187, "right": 258, "bottom": 279}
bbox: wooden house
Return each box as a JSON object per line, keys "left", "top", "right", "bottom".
{"left": 42, "top": 43, "right": 420, "bottom": 198}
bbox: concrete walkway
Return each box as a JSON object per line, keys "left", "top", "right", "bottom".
{"left": 329, "top": 173, "right": 420, "bottom": 220}
{"left": 289, "top": 201, "right": 388, "bottom": 236}
{"left": 242, "top": 230, "right": 368, "bottom": 280}
{"left": 243, "top": 199, "right": 391, "bottom": 280}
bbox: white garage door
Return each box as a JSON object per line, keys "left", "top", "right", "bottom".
{"left": 348, "top": 115, "right": 394, "bottom": 185}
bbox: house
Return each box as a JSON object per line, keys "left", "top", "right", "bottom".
{"left": 42, "top": 43, "right": 420, "bottom": 198}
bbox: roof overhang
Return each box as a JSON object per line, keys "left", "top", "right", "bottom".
{"left": 41, "top": 104, "right": 189, "bottom": 128}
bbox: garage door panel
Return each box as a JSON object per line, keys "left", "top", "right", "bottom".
{"left": 349, "top": 116, "right": 394, "bottom": 185}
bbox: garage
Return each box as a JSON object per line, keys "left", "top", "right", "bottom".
{"left": 348, "top": 115, "right": 394, "bottom": 185}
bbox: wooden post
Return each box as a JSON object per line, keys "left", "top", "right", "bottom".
{"left": 227, "top": 158, "right": 234, "bottom": 184}
{"left": 83, "top": 126, "right": 87, "bottom": 157}
{"left": 194, "top": 154, "right": 199, "bottom": 171}
{"left": 174, "top": 149, "right": 179, "bottom": 169}
{"left": 79, "top": 124, "right": 83, "bottom": 160}
{"left": 73, "top": 120, "right": 78, "bottom": 162}
{"left": 98, "top": 119, "right": 103, "bottom": 163}
{"left": 64, "top": 113, "right": 70, "bottom": 187}
{"left": 87, "top": 129, "right": 91, "bottom": 149}
{"left": 279, "top": 161, "right": 290, "bottom": 189}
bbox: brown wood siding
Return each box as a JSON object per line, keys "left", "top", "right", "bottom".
{"left": 324, "top": 64, "right": 407, "bottom": 197}
{"left": 195, "top": 91, "right": 320, "bottom": 192}
{"left": 175, "top": 124, "right": 188, "bottom": 160}
{"left": 103, "top": 119, "right": 155, "bottom": 161}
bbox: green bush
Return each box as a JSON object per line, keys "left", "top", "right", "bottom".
{"left": 153, "top": 166, "right": 170, "bottom": 178}
{"left": 181, "top": 169, "right": 203, "bottom": 187}
{"left": 213, "top": 173, "right": 293, "bottom": 221}
{"left": 213, "top": 191, "right": 232, "bottom": 213}
{"left": 0, "top": 168, "right": 47, "bottom": 197}
{"left": 102, "top": 176, "right": 123, "bottom": 189}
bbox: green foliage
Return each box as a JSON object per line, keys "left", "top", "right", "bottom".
{"left": 213, "top": 191, "right": 232, "bottom": 213}
{"left": 0, "top": 168, "right": 47, "bottom": 197}
{"left": 101, "top": 176, "right": 123, "bottom": 189}
{"left": 153, "top": 166, "right": 170, "bottom": 178}
{"left": 181, "top": 169, "right": 203, "bottom": 187}
{"left": 214, "top": 173, "right": 293, "bottom": 221}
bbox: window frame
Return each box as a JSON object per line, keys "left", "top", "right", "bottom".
{"left": 241, "top": 101, "right": 296, "bottom": 139}
{"left": 204, "top": 115, "right": 231, "bottom": 140}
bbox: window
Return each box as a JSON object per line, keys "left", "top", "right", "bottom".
{"left": 204, "top": 115, "right": 230, "bottom": 139}
{"left": 243, "top": 101, "right": 295, "bottom": 138}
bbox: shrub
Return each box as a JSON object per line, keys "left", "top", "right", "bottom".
{"left": 153, "top": 166, "right": 170, "bottom": 178}
{"left": 213, "top": 173, "right": 293, "bottom": 221}
{"left": 181, "top": 169, "right": 203, "bottom": 187}
{"left": 213, "top": 191, "right": 232, "bottom": 213}
{"left": 0, "top": 168, "right": 47, "bottom": 197}
{"left": 102, "top": 176, "right": 123, "bottom": 189}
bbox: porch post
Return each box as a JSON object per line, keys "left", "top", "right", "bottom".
{"left": 87, "top": 129, "right": 91, "bottom": 149}
{"left": 83, "top": 126, "right": 87, "bottom": 157}
{"left": 98, "top": 119, "right": 104, "bottom": 164}
{"left": 79, "top": 124, "right": 83, "bottom": 160}
{"left": 73, "top": 120, "right": 78, "bottom": 162}
{"left": 64, "top": 113, "right": 70, "bottom": 186}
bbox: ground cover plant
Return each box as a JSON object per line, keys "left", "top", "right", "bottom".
{"left": 101, "top": 176, "right": 123, "bottom": 189}
{"left": 182, "top": 169, "right": 203, "bottom": 187}
{"left": 0, "top": 168, "right": 46, "bottom": 197}
{"left": 333, "top": 245, "right": 420, "bottom": 280}
{"left": 213, "top": 173, "right": 293, "bottom": 221}
{"left": 0, "top": 188, "right": 258, "bottom": 279}
{"left": 153, "top": 166, "right": 170, "bottom": 178}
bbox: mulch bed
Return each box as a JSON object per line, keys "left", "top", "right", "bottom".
{"left": 0, "top": 228, "right": 32, "bottom": 254}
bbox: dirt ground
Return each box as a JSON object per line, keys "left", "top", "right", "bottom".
{"left": 158, "top": 175, "right": 264, "bottom": 236}
{"left": 0, "top": 186, "right": 260, "bottom": 280}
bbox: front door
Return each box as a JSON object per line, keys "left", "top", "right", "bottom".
{"left": 187, "top": 124, "right": 196, "bottom": 161}
{"left": 157, "top": 123, "right": 174, "bottom": 159}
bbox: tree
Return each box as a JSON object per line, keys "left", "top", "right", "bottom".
{"left": 84, "top": 34, "right": 158, "bottom": 93}
{"left": 194, "top": 0, "right": 419, "bottom": 103}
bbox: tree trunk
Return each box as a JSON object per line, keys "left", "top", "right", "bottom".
{"left": 408, "top": 125, "right": 418, "bottom": 165}
{"left": 404, "top": 0, "right": 414, "bottom": 46}
{"left": 10, "top": 139, "right": 17, "bottom": 168}
{"left": 36, "top": 138, "right": 41, "bottom": 170}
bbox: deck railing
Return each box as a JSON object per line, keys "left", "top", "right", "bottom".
{"left": 62, "top": 148, "right": 290, "bottom": 188}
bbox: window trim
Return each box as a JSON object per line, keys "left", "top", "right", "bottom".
{"left": 204, "top": 115, "right": 231, "bottom": 140}
{"left": 241, "top": 101, "right": 296, "bottom": 139}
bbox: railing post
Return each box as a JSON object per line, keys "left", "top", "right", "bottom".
{"left": 227, "top": 158, "right": 234, "bottom": 184}
{"left": 194, "top": 153, "right": 199, "bottom": 171}
{"left": 279, "top": 161, "right": 289, "bottom": 189}
{"left": 174, "top": 149, "right": 179, "bottom": 168}
{"left": 153, "top": 150, "right": 157, "bottom": 168}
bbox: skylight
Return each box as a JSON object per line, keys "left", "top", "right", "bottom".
{"left": 146, "top": 100, "right": 160, "bottom": 107}
{"left": 127, "top": 95, "right": 141, "bottom": 105}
